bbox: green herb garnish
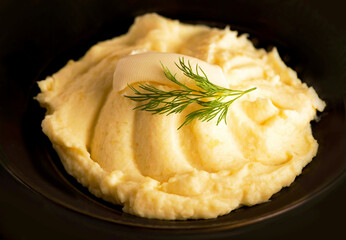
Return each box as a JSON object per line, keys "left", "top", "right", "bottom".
{"left": 125, "top": 58, "right": 256, "bottom": 129}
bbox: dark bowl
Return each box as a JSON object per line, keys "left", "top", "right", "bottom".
{"left": 0, "top": 0, "right": 345, "bottom": 239}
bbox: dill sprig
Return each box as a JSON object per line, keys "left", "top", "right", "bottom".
{"left": 125, "top": 58, "right": 256, "bottom": 129}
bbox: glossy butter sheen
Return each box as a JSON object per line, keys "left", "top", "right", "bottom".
{"left": 36, "top": 13, "right": 325, "bottom": 220}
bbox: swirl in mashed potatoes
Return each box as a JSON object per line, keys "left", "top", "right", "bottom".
{"left": 36, "top": 13, "right": 325, "bottom": 220}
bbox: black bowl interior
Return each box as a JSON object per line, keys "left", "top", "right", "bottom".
{"left": 0, "top": 0, "right": 345, "bottom": 238}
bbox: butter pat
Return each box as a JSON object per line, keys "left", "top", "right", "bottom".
{"left": 113, "top": 51, "right": 229, "bottom": 92}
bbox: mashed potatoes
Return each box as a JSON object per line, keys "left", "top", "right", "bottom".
{"left": 36, "top": 13, "right": 325, "bottom": 220}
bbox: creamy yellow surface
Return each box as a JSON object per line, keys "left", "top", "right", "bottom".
{"left": 36, "top": 13, "right": 325, "bottom": 220}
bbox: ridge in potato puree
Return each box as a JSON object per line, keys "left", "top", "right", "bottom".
{"left": 36, "top": 13, "right": 326, "bottom": 220}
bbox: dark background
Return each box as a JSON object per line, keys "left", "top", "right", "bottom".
{"left": 0, "top": 0, "right": 345, "bottom": 239}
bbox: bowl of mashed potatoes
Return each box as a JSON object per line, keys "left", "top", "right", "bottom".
{"left": 36, "top": 13, "right": 327, "bottom": 220}
{"left": 0, "top": 0, "right": 345, "bottom": 239}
